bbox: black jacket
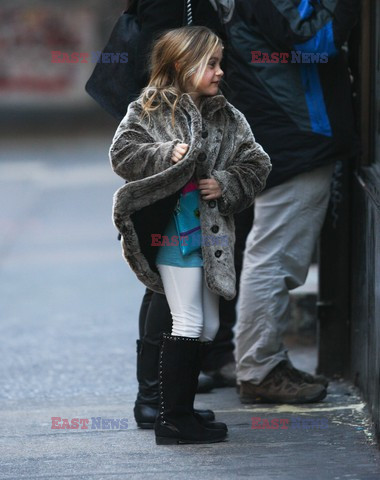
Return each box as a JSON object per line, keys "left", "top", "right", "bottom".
{"left": 225, "top": 0, "right": 360, "bottom": 188}
{"left": 86, "top": 0, "right": 228, "bottom": 121}
{"left": 135, "top": 0, "right": 227, "bottom": 88}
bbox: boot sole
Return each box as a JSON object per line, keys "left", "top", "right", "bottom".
{"left": 136, "top": 414, "right": 216, "bottom": 429}
{"left": 156, "top": 435, "right": 227, "bottom": 445}
{"left": 136, "top": 422, "right": 154, "bottom": 429}
{"left": 240, "top": 388, "right": 327, "bottom": 405}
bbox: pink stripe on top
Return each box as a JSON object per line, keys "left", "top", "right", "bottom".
{"left": 181, "top": 177, "right": 198, "bottom": 195}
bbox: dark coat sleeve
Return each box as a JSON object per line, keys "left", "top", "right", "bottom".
{"left": 237, "top": 0, "right": 360, "bottom": 55}
{"left": 210, "top": 110, "right": 272, "bottom": 216}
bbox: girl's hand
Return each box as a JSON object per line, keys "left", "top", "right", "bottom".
{"left": 198, "top": 178, "right": 222, "bottom": 200}
{"left": 171, "top": 143, "right": 189, "bottom": 163}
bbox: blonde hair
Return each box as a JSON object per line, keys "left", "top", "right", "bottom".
{"left": 139, "top": 26, "right": 223, "bottom": 126}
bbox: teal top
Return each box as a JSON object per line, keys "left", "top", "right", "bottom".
{"left": 155, "top": 213, "right": 203, "bottom": 267}
{"left": 155, "top": 179, "right": 203, "bottom": 268}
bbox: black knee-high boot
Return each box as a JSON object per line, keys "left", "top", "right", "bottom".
{"left": 134, "top": 340, "right": 161, "bottom": 429}
{"left": 134, "top": 290, "right": 215, "bottom": 428}
{"left": 192, "top": 341, "right": 228, "bottom": 432}
{"left": 134, "top": 339, "right": 215, "bottom": 428}
{"left": 154, "top": 334, "right": 227, "bottom": 445}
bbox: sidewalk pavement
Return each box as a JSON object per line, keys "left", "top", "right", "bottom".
{"left": 0, "top": 134, "right": 379, "bottom": 480}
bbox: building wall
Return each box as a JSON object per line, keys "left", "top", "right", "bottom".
{"left": 350, "top": 0, "right": 380, "bottom": 441}
{"left": 351, "top": 166, "right": 380, "bottom": 440}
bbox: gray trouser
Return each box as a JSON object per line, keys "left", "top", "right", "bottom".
{"left": 235, "top": 163, "right": 335, "bottom": 384}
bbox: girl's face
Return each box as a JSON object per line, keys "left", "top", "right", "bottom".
{"left": 188, "top": 46, "right": 224, "bottom": 102}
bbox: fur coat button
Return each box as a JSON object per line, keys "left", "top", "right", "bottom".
{"left": 215, "top": 250, "right": 223, "bottom": 258}
{"left": 208, "top": 200, "right": 216, "bottom": 208}
{"left": 202, "top": 130, "right": 208, "bottom": 138}
{"left": 211, "top": 225, "right": 219, "bottom": 233}
{"left": 197, "top": 152, "right": 207, "bottom": 162}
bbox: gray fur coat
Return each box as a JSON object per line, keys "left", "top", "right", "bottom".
{"left": 109, "top": 92, "right": 271, "bottom": 300}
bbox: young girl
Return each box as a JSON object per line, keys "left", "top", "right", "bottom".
{"left": 109, "top": 26, "right": 271, "bottom": 445}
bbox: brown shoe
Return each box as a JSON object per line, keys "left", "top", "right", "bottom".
{"left": 240, "top": 361, "right": 327, "bottom": 404}
{"left": 284, "top": 362, "right": 329, "bottom": 388}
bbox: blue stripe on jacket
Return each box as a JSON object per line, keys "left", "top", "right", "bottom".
{"left": 295, "top": 21, "right": 338, "bottom": 56}
{"left": 299, "top": 64, "right": 332, "bottom": 137}
{"left": 297, "top": 0, "right": 314, "bottom": 20}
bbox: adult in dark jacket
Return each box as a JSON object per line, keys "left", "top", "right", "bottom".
{"left": 225, "top": 0, "right": 360, "bottom": 403}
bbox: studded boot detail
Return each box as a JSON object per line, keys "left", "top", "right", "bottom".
{"left": 154, "top": 334, "right": 227, "bottom": 445}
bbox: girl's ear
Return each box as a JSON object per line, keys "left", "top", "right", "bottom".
{"left": 174, "top": 61, "right": 180, "bottom": 72}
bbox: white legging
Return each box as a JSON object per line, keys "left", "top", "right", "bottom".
{"left": 156, "top": 265, "right": 220, "bottom": 341}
